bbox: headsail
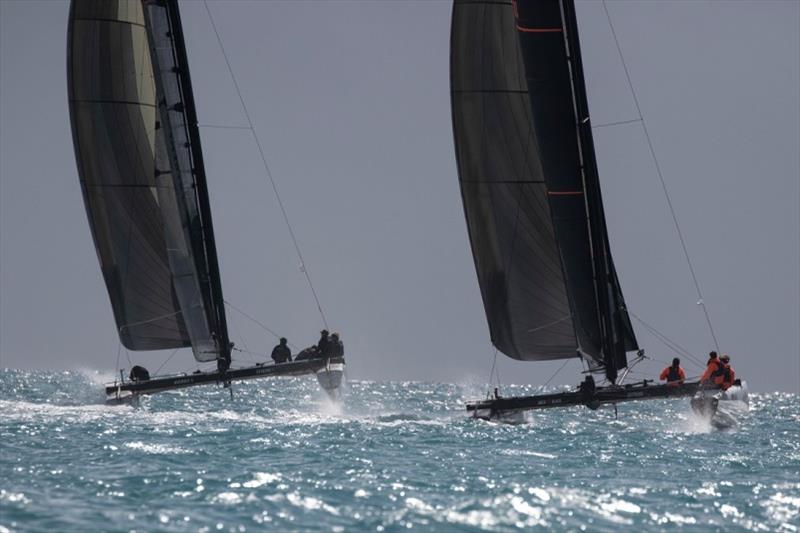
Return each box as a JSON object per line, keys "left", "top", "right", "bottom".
{"left": 450, "top": 0, "right": 637, "bottom": 380}
{"left": 67, "top": 0, "right": 229, "bottom": 364}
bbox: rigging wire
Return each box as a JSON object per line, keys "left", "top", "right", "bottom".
{"left": 629, "top": 311, "right": 706, "bottom": 370}
{"left": 228, "top": 314, "right": 259, "bottom": 364}
{"left": 635, "top": 320, "right": 694, "bottom": 360}
{"left": 223, "top": 300, "right": 300, "bottom": 351}
{"left": 602, "top": 0, "right": 720, "bottom": 354}
{"left": 532, "top": 358, "right": 572, "bottom": 396}
{"left": 591, "top": 118, "right": 642, "bottom": 130}
{"left": 203, "top": 0, "right": 329, "bottom": 330}
{"left": 485, "top": 348, "right": 500, "bottom": 399}
{"left": 154, "top": 348, "right": 180, "bottom": 376}
{"left": 114, "top": 341, "right": 122, "bottom": 374}
{"left": 197, "top": 124, "right": 251, "bottom": 130}
{"left": 231, "top": 346, "right": 270, "bottom": 360}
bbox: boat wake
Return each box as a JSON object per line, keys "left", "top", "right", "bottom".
{"left": 681, "top": 411, "right": 714, "bottom": 434}
{"left": 690, "top": 382, "right": 750, "bottom": 430}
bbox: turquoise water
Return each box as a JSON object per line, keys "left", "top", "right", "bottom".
{"left": 1, "top": 369, "right": 798, "bottom": 532}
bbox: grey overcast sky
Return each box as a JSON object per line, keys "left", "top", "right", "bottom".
{"left": 1, "top": 0, "right": 798, "bottom": 393}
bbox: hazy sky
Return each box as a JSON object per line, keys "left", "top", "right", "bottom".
{"left": 1, "top": 0, "right": 798, "bottom": 393}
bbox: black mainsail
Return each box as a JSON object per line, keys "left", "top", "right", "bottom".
{"left": 451, "top": 0, "right": 637, "bottom": 381}
{"left": 68, "top": 0, "right": 230, "bottom": 366}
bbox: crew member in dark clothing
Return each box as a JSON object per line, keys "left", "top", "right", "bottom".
{"left": 578, "top": 375, "right": 596, "bottom": 399}
{"left": 213, "top": 333, "right": 232, "bottom": 372}
{"left": 659, "top": 357, "right": 686, "bottom": 386}
{"left": 316, "top": 330, "right": 331, "bottom": 359}
{"left": 129, "top": 365, "right": 150, "bottom": 382}
{"left": 217, "top": 344, "right": 233, "bottom": 373}
{"left": 271, "top": 338, "right": 292, "bottom": 364}
{"left": 329, "top": 332, "right": 344, "bottom": 358}
{"left": 578, "top": 375, "right": 599, "bottom": 409}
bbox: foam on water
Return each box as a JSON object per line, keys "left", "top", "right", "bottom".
{"left": 1, "top": 369, "right": 798, "bottom": 532}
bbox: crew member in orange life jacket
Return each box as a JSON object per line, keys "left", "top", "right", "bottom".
{"left": 701, "top": 353, "right": 735, "bottom": 390}
{"left": 717, "top": 354, "right": 735, "bottom": 389}
{"left": 659, "top": 358, "right": 686, "bottom": 386}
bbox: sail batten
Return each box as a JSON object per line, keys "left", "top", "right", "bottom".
{"left": 68, "top": 0, "right": 229, "bottom": 363}
{"left": 451, "top": 0, "right": 638, "bottom": 373}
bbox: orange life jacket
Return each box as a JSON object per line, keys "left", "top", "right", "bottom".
{"left": 701, "top": 359, "right": 720, "bottom": 384}
{"left": 660, "top": 365, "right": 685, "bottom": 386}
{"left": 711, "top": 362, "right": 733, "bottom": 389}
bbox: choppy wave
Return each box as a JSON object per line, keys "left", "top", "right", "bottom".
{"left": 1, "top": 369, "right": 798, "bottom": 531}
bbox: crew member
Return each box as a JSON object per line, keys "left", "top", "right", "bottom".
{"left": 578, "top": 375, "right": 599, "bottom": 409}
{"left": 329, "top": 332, "right": 344, "bottom": 359}
{"left": 718, "top": 354, "right": 735, "bottom": 390}
{"left": 578, "top": 375, "right": 596, "bottom": 399}
{"left": 129, "top": 365, "right": 150, "bottom": 382}
{"left": 316, "top": 330, "right": 331, "bottom": 359}
{"left": 271, "top": 338, "right": 292, "bottom": 364}
{"left": 701, "top": 353, "right": 734, "bottom": 389}
{"left": 217, "top": 347, "right": 232, "bottom": 373}
{"left": 659, "top": 357, "right": 686, "bottom": 386}
{"left": 707, "top": 351, "right": 718, "bottom": 367}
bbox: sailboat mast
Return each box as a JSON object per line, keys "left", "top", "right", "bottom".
{"left": 159, "top": 0, "right": 231, "bottom": 366}
{"left": 559, "top": 0, "right": 625, "bottom": 382}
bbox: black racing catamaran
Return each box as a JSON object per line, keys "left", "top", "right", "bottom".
{"left": 451, "top": 0, "right": 716, "bottom": 419}
{"left": 67, "top": 0, "right": 343, "bottom": 404}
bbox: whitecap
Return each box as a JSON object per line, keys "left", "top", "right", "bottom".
{"left": 213, "top": 492, "right": 242, "bottom": 504}
{"left": 242, "top": 472, "right": 281, "bottom": 488}
{"left": 500, "top": 449, "right": 557, "bottom": 459}
{"left": 528, "top": 487, "right": 551, "bottom": 502}
{"left": 287, "top": 492, "right": 340, "bottom": 515}
{"left": 124, "top": 441, "right": 190, "bottom": 455}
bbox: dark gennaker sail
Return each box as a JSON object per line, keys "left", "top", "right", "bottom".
{"left": 450, "top": 0, "right": 637, "bottom": 380}
{"left": 67, "top": 0, "right": 230, "bottom": 364}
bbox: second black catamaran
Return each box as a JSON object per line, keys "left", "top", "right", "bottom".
{"left": 67, "top": 0, "right": 343, "bottom": 404}
{"left": 451, "top": 0, "right": 727, "bottom": 419}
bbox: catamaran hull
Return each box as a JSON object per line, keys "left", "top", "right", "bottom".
{"left": 105, "top": 357, "right": 345, "bottom": 404}
{"left": 105, "top": 390, "right": 140, "bottom": 407}
{"left": 467, "top": 381, "right": 712, "bottom": 421}
{"left": 316, "top": 362, "right": 345, "bottom": 401}
{"left": 690, "top": 382, "right": 749, "bottom": 429}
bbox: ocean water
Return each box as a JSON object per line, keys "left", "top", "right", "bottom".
{"left": 1, "top": 370, "right": 798, "bottom": 532}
